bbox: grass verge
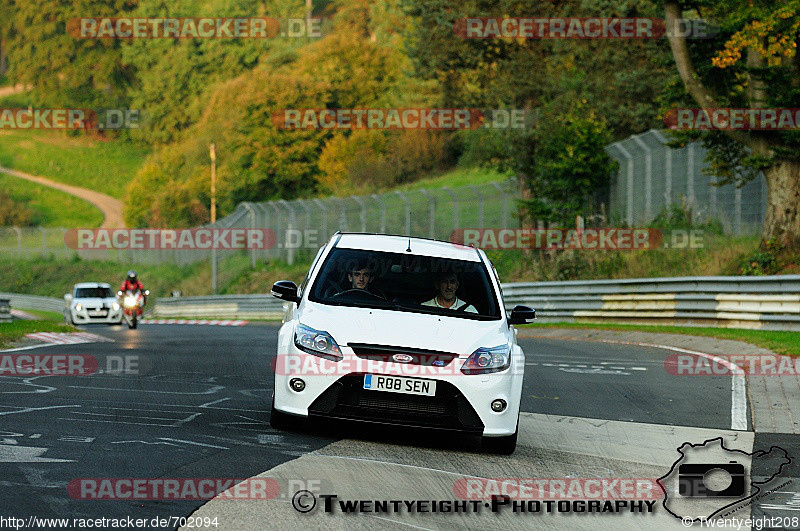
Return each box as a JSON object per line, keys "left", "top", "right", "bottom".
{"left": 0, "top": 313, "right": 77, "bottom": 349}
{"left": 522, "top": 321, "right": 800, "bottom": 357}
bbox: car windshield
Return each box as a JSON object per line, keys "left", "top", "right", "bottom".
{"left": 308, "top": 248, "right": 501, "bottom": 319}
{"left": 75, "top": 287, "right": 113, "bottom": 298}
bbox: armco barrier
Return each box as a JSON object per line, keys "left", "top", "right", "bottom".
{"left": 150, "top": 294, "right": 286, "bottom": 320}
{"left": 4, "top": 275, "right": 800, "bottom": 329}
{"left": 0, "top": 298, "right": 11, "bottom": 323}
{"left": 501, "top": 275, "right": 800, "bottom": 331}
{"left": 0, "top": 292, "right": 64, "bottom": 314}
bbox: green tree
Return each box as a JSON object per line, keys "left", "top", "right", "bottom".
{"left": 519, "top": 101, "right": 617, "bottom": 226}
{"left": 0, "top": 0, "right": 136, "bottom": 107}
{"left": 663, "top": 0, "right": 800, "bottom": 246}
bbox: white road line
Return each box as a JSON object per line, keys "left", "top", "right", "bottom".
{"left": 173, "top": 413, "right": 202, "bottom": 427}
{"left": 67, "top": 384, "right": 225, "bottom": 395}
{"left": 71, "top": 412, "right": 178, "bottom": 421}
{"left": 57, "top": 418, "right": 175, "bottom": 427}
{"left": 527, "top": 336, "right": 749, "bottom": 430}
{"left": 199, "top": 397, "right": 230, "bottom": 408}
{"left": 0, "top": 405, "right": 79, "bottom": 416}
{"left": 646, "top": 343, "right": 748, "bottom": 431}
{"left": 158, "top": 437, "right": 228, "bottom": 450}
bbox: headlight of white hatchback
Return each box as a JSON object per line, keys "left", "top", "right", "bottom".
{"left": 294, "top": 324, "right": 342, "bottom": 361}
{"left": 461, "top": 344, "right": 512, "bottom": 375}
{"left": 112, "top": 302, "right": 120, "bottom": 311}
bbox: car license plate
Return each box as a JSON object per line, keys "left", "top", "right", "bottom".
{"left": 363, "top": 374, "right": 436, "bottom": 397}
{"left": 89, "top": 310, "right": 107, "bottom": 316}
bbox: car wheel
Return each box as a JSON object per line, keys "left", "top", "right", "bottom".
{"left": 482, "top": 418, "right": 519, "bottom": 455}
{"left": 270, "top": 396, "right": 299, "bottom": 431}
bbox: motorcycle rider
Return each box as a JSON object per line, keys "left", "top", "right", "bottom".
{"left": 120, "top": 270, "right": 147, "bottom": 306}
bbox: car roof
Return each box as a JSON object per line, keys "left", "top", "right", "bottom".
{"left": 334, "top": 233, "right": 482, "bottom": 262}
{"left": 74, "top": 282, "right": 112, "bottom": 289}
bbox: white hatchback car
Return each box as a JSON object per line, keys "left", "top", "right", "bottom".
{"left": 64, "top": 282, "right": 123, "bottom": 325}
{"left": 270, "top": 233, "right": 535, "bottom": 454}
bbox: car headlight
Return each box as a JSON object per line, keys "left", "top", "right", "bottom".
{"left": 112, "top": 302, "right": 120, "bottom": 311}
{"left": 75, "top": 303, "right": 83, "bottom": 312}
{"left": 124, "top": 296, "right": 137, "bottom": 307}
{"left": 294, "top": 324, "right": 342, "bottom": 361}
{"left": 461, "top": 344, "right": 512, "bottom": 375}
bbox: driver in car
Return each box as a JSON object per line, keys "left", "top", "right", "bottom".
{"left": 422, "top": 273, "right": 477, "bottom": 313}
{"left": 331, "top": 260, "right": 387, "bottom": 299}
{"left": 348, "top": 262, "right": 374, "bottom": 290}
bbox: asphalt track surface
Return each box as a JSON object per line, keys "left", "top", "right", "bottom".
{"left": 0, "top": 323, "right": 792, "bottom": 529}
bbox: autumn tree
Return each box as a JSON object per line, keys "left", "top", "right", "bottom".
{"left": 664, "top": 0, "right": 800, "bottom": 246}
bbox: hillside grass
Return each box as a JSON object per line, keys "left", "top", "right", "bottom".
{"left": 486, "top": 234, "right": 761, "bottom": 282}
{"left": 394, "top": 166, "right": 513, "bottom": 191}
{"left": 0, "top": 129, "right": 149, "bottom": 199}
{"left": 0, "top": 173, "right": 103, "bottom": 227}
{"left": 0, "top": 252, "right": 309, "bottom": 299}
{"left": 523, "top": 322, "right": 800, "bottom": 357}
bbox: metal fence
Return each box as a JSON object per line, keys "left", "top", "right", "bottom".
{"left": 0, "top": 178, "right": 522, "bottom": 265}
{"left": 607, "top": 129, "right": 767, "bottom": 234}
{"left": 0, "top": 129, "right": 772, "bottom": 265}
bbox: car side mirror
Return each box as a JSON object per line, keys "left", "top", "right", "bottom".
{"left": 271, "top": 280, "right": 299, "bottom": 303}
{"left": 508, "top": 305, "right": 536, "bottom": 325}
{"left": 64, "top": 294, "right": 73, "bottom": 302}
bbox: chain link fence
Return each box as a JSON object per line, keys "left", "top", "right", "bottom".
{"left": 607, "top": 129, "right": 767, "bottom": 234}
{"left": 0, "top": 178, "right": 522, "bottom": 265}
{"left": 0, "top": 129, "right": 770, "bottom": 266}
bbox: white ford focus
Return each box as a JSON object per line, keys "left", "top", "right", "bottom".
{"left": 269, "top": 233, "right": 535, "bottom": 454}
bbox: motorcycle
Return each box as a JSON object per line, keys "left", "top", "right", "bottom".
{"left": 117, "top": 289, "right": 149, "bottom": 329}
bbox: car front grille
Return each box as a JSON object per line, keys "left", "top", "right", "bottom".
{"left": 347, "top": 343, "right": 459, "bottom": 367}
{"left": 308, "top": 373, "right": 483, "bottom": 433}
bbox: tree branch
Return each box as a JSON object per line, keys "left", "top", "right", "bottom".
{"left": 663, "top": 1, "right": 772, "bottom": 153}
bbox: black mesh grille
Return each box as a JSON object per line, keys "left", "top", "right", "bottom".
{"left": 347, "top": 343, "right": 459, "bottom": 367}
{"left": 308, "top": 374, "right": 483, "bottom": 433}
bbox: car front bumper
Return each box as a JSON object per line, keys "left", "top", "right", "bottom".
{"left": 70, "top": 308, "right": 123, "bottom": 324}
{"left": 273, "top": 342, "right": 523, "bottom": 437}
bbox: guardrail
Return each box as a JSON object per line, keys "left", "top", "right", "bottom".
{"left": 150, "top": 294, "right": 286, "bottom": 320}
{"left": 4, "top": 275, "right": 800, "bottom": 329}
{"left": 501, "top": 275, "right": 800, "bottom": 331}
{"left": 0, "top": 298, "right": 11, "bottom": 323}
{"left": 0, "top": 292, "right": 64, "bottom": 314}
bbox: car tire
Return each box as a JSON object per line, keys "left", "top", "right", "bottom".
{"left": 270, "top": 397, "right": 299, "bottom": 431}
{"left": 482, "top": 417, "right": 519, "bottom": 455}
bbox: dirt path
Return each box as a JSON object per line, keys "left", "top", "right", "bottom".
{"left": 0, "top": 166, "right": 125, "bottom": 227}
{"left": 0, "top": 83, "right": 30, "bottom": 98}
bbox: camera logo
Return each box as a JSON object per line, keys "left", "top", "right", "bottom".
{"left": 678, "top": 462, "right": 745, "bottom": 497}
{"left": 658, "top": 437, "right": 791, "bottom": 523}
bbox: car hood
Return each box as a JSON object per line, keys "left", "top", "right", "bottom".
{"left": 297, "top": 302, "right": 508, "bottom": 357}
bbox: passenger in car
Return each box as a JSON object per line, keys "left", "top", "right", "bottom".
{"left": 422, "top": 273, "right": 478, "bottom": 313}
